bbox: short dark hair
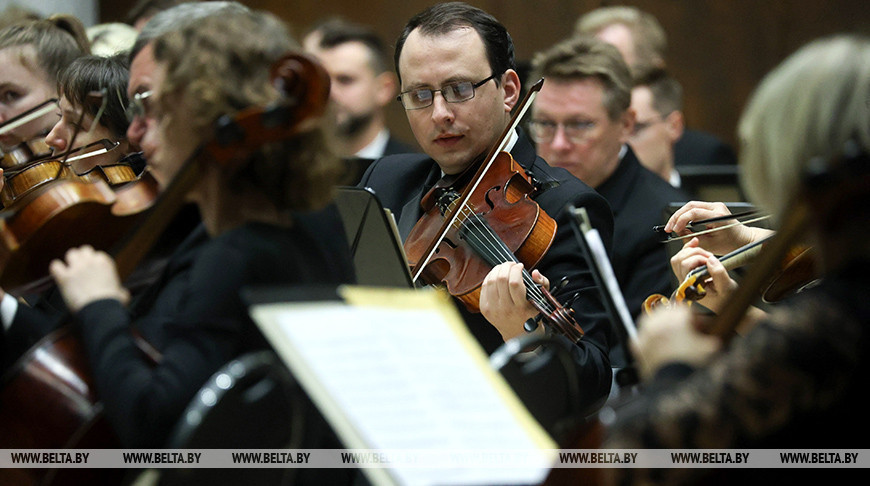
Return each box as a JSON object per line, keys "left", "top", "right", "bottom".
{"left": 309, "top": 18, "right": 390, "bottom": 74}
{"left": 393, "top": 2, "right": 515, "bottom": 85}
{"left": 58, "top": 54, "right": 130, "bottom": 139}
{"left": 633, "top": 67, "right": 682, "bottom": 115}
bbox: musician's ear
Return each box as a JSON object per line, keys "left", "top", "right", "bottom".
{"left": 501, "top": 69, "right": 521, "bottom": 113}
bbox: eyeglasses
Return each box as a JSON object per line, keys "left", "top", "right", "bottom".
{"left": 397, "top": 74, "right": 496, "bottom": 110}
{"left": 126, "top": 90, "right": 153, "bottom": 122}
{"left": 631, "top": 115, "right": 664, "bottom": 136}
{"left": 528, "top": 119, "right": 597, "bottom": 144}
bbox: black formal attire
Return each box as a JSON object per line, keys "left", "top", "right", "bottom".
{"left": 383, "top": 134, "right": 415, "bottom": 157}
{"left": 344, "top": 133, "right": 416, "bottom": 185}
{"left": 0, "top": 203, "right": 202, "bottom": 373}
{"left": 673, "top": 129, "right": 736, "bottom": 167}
{"left": 358, "top": 132, "right": 616, "bottom": 418}
{"left": 72, "top": 206, "right": 354, "bottom": 447}
{"left": 596, "top": 146, "right": 689, "bottom": 321}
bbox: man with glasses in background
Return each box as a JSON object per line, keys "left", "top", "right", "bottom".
{"left": 359, "top": 2, "right": 616, "bottom": 427}
{"left": 629, "top": 68, "right": 686, "bottom": 188}
{"left": 529, "top": 35, "right": 687, "bottom": 335}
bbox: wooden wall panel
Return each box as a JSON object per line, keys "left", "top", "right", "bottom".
{"left": 101, "top": 0, "right": 869, "bottom": 153}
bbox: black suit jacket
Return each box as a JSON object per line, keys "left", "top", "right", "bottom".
{"left": 358, "top": 133, "right": 616, "bottom": 417}
{"left": 596, "top": 147, "right": 689, "bottom": 329}
{"left": 674, "top": 128, "right": 736, "bottom": 167}
{"left": 382, "top": 134, "right": 415, "bottom": 157}
{"left": 344, "top": 134, "right": 416, "bottom": 185}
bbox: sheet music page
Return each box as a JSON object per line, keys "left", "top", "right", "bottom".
{"left": 252, "top": 287, "right": 556, "bottom": 486}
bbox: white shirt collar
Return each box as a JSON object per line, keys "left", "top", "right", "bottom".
{"left": 355, "top": 129, "right": 391, "bottom": 159}
{"left": 669, "top": 168, "right": 682, "bottom": 188}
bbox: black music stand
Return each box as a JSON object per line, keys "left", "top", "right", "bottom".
{"left": 334, "top": 187, "right": 414, "bottom": 288}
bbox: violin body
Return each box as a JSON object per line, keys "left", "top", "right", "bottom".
{"left": 761, "top": 244, "right": 816, "bottom": 302}
{"left": 0, "top": 173, "right": 157, "bottom": 295}
{"left": 0, "top": 138, "right": 53, "bottom": 170}
{"left": 2, "top": 140, "right": 137, "bottom": 208}
{"left": 75, "top": 162, "right": 138, "bottom": 186}
{"left": 1, "top": 159, "right": 75, "bottom": 207}
{"left": 404, "top": 151, "right": 556, "bottom": 312}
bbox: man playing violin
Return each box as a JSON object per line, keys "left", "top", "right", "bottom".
{"left": 358, "top": 2, "right": 616, "bottom": 420}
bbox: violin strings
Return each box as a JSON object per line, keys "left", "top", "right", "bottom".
{"left": 448, "top": 200, "right": 585, "bottom": 342}
{"left": 452, "top": 202, "right": 553, "bottom": 313}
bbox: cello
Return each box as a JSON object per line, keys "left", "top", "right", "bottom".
{"left": 403, "top": 79, "right": 586, "bottom": 342}
{"left": 0, "top": 52, "right": 329, "bottom": 486}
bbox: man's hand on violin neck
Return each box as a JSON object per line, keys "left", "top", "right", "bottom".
{"left": 479, "top": 262, "right": 547, "bottom": 342}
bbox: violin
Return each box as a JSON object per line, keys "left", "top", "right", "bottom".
{"left": 0, "top": 52, "right": 330, "bottom": 486}
{"left": 642, "top": 234, "right": 818, "bottom": 314}
{"left": 0, "top": 138, "right": 53, "bottom": 170}
{"left": 403, "top": 79, "right": 585, "bottom": 342}
{"left": 1, "top": 140, "right": 137, "bottom": 208}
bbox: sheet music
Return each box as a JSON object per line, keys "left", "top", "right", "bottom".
{"left": 252, "top": 287, "right": 555, "bottom": 486}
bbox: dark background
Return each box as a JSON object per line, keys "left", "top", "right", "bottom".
{"left": 100, "top": 0, "right": 870, "bottom": 155}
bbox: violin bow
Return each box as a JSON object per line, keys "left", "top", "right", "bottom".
{"left": 0, "top": 99, "right": 58, "bottom": 136}
{"left": 660, "top": 214, "right": 772, "bottom": 243}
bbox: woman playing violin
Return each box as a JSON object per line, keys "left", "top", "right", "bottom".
{"left": 604, "top": 34, "right": 870, "bottom": 485}
{"left": 47, "top": 8, "right": 354, "bottom": 449}
{"left": 0, "top": 15, "right": 89, "bottom": 155}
